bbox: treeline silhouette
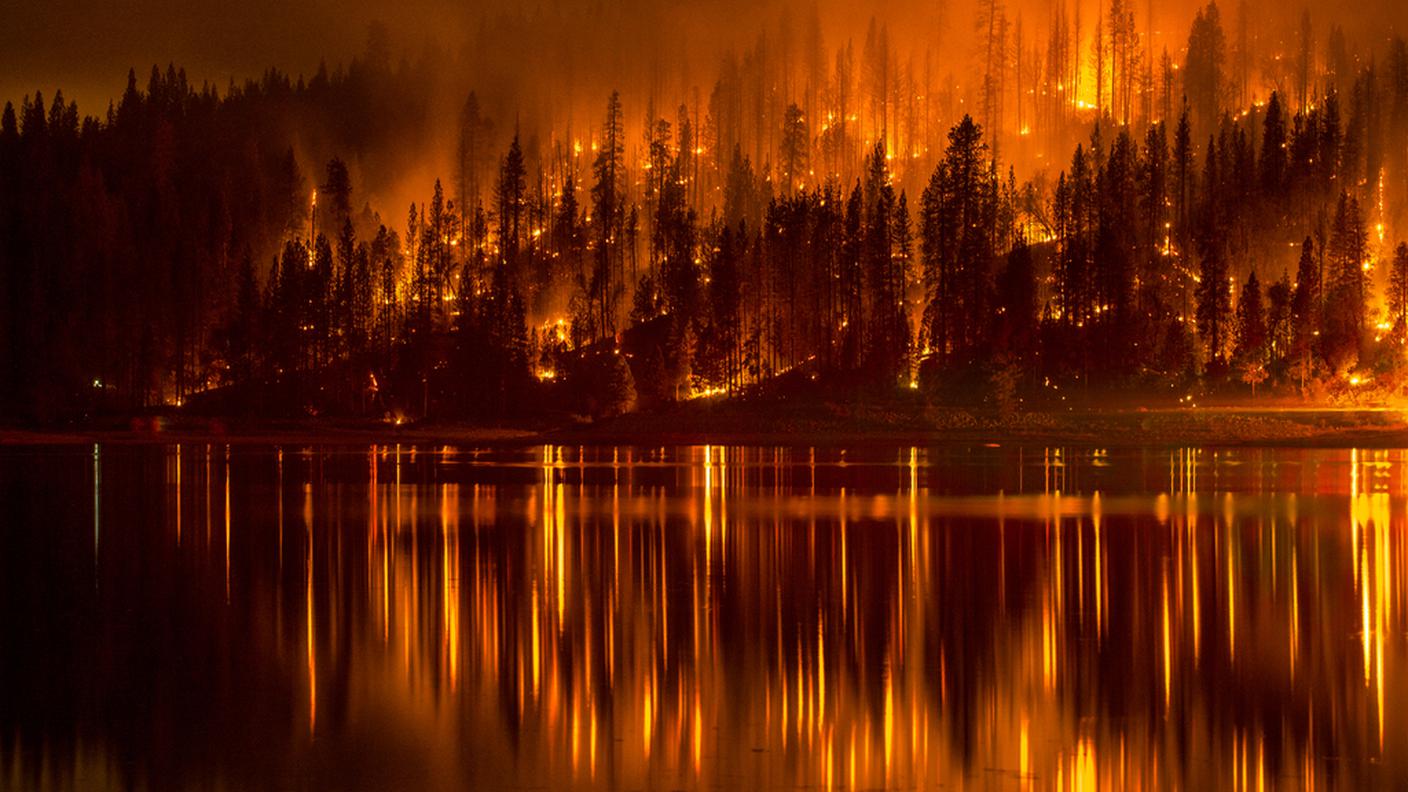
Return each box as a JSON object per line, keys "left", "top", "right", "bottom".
{"left": 0, "top": 51, "right": 442, "bottom": 421}
{"left": 6, "top": 15, "right": 1408, "bottom": 423}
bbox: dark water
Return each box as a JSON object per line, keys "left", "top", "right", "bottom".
{"left": 1, "top": 444, "right": 1404, "bottom": 790}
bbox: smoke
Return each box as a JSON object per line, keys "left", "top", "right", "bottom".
{"left": 6, "top": 0, "right": 1408, "bottom": 233}
{"left": 8, "top": 0, "right": 1406, "bottom": 110}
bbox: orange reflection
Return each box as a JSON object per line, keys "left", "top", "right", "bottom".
{"left": 19, "top": 444, "right": 1408, "bottom": 790}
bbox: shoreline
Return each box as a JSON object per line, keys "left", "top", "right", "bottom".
{"left": 5, "top": 404, "right": 1408, "bottom": 449}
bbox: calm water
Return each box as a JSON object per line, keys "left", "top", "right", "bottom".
{"left": 1, "top": 444, "right": 1405, "bottom": 790}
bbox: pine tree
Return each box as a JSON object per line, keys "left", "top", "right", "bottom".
{"left": 656, "top": 159, "right": 698, "bottom": 321}
{"left": 1138, "top": 120, "right": 1168, "bottom": 262}
{"left": 228, "top": 254, "right": 260, "bottom": 385}
{"left": 1183, "top": 1, "right": 1226, "bottom": 136}
{"left": 1327, "top": 192, "right": 1368, "bottom": 332}
{"left": 861, "top": 141, "right": 901, "bottom": 380}
{"left": 1297, "top": 10, "right": 1313, "bottom": 113}
{"left": 921, "top": 116, "right": 996, "bottom": 365}
{"left": 1289, "top": 236, "right": 1319, "bottom": 378}
{"left": 321, "top": 158, "right": 353, "bottom": 234}
{"left": 892, "top": 191, "right": 914, "bottom": 368}
{"left": 1233, "top": 269, "right": 1266, "bottom": 362}
{"left": 1172, "top": 106, "right": 1194, "bottom": 254}
{"left": 643, "top": 114, "right": 672, "bottom": 264}
{"left": 1195, "top": 239, "right": 1231, "bottom": 366}
{"left": 995, "top": 241, "right": 1037, "bottom": 359}
{"left": 496, "top": 135, "right": 527, "bottom": 269}
{"left": 1096, "top": 129, "right": 1139, "bottom": 347}
{"left": 1389, "top": 243, "right": 1408, "bottom": 338}
{"left": 1260, "top": 91, "right": 1287, "bottom": 195}
{"left": 350, "top": 237, "right": 373, "bottom": 359}
{"left": 590, "top": 91, "right": 625, "bottom": 339}
{"left": 426, "top": 180, "right": 452, "bottom": 316}
{"left": 372, "top": 225, "right": 400, "bottom": 366}
{"left": 1266, "top": 272, "right": 1293, "bottom": 363}
{"left": 1320, "top": 193, "right": 1367, "bottom": 372}
{"left": 1318, "top": 92, "right": 1342, "bottom": 194}
{"left": 311, "top": 233, "right": 334, "bottom": 371}
{"left": 335, "top": 219, "right": 358, "bottom": 357}
{"left": 701, "top": 225, "right": 744, "bottom": 389}
{"left": 1054, "top": 145, "right": 1094, "bottom": 327}
{"left": 722, "top": 146, "right": 760, "bottom": 232}
{"left": 779, "top": 103, "right": 809, "bottom": 195}
{"left": 840, "top": 183, "right": 865, "bottom": 370}
{"left": 553, "top": 172, "right": 583, "bottom": 304}
{"left": 457, "top": 92, "right": 492, "bottom": 243}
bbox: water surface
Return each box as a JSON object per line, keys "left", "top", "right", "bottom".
{"left": 1, "top": 444, "right": 1404, "bottom": 789}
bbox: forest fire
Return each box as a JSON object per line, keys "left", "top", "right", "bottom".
{"left": 1, "top": 3, "right": 1407, "bottom": 427}
{"left": 8, "top": 1, "right": 1408, "bottom": 790}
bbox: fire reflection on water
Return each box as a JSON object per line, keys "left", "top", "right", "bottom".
{"left": 2, "top": 444, "right": 1408, "bottom": 789}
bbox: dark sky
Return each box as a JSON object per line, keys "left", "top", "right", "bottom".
{"left": 0, "top": 0, "right": 471, "bottom": 110}
{"left": 6, "top": 0, "right": 1408, "bottom": 116}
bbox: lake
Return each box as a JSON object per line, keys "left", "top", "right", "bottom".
{"left": 1, "top": 444, "right": 1404, "bottom": 789}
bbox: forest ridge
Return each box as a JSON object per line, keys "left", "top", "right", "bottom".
{"left": 2, "top": 2, "right": 1407, "bottom": 423}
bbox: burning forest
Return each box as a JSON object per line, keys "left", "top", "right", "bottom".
{"left": 4, "top": 0, "right": 1408, "bottom": 426}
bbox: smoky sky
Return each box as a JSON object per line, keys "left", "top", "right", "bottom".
{"left": 1, "top": 0, "right": 466, "bottom": 110}
{"left": 8, "top": 0, "right": 1408, "bottom": 116}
